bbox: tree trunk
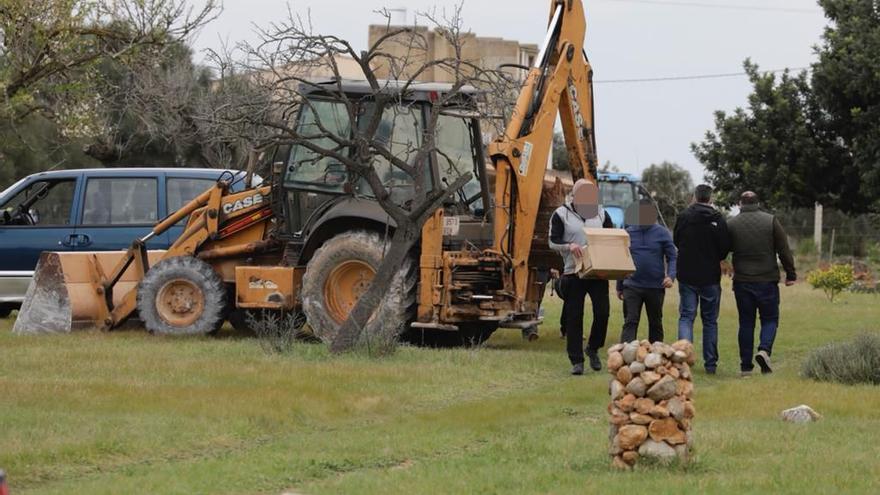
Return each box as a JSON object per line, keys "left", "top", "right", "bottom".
{"left": 329, "top": 223, "right": 418, "bottom": 353}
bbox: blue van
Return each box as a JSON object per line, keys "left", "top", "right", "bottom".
{"left": 0, "top": 168, "right": 253, "bottom": 315}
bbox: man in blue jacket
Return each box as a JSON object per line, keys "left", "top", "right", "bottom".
{"left": 616, "top": 199, "right": 677, "bottom": 343}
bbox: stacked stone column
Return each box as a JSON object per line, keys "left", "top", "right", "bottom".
{"left": 607, "top": 339, "right": 696, "bottom": 469}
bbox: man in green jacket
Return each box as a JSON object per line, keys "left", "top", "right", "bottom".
{"left": 727, "top": 191, "right": 797, "bottom": 376}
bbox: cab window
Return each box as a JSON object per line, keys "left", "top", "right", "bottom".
{"left": 600, "top": 182, "right": 636, "bottom": 209}
{"left": 0, "top": 179, "right": 76, "bottom": 226}
{"left": 82, "top": 177, "right": 158, "bottom": 225}
{"left": 435, "top": 114, "right": 483, "bottom": 214}
{"left": 285, "top": 100, "right": 351, "bottom": 191}
{"left": 358, "top": 103, "right": 425, "bottom": 205}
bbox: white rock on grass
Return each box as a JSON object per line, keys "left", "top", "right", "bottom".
{"left": 781, "top": 405, "right": 822, "bottom": 423}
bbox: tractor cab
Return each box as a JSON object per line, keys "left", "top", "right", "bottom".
{"left": 275, "top": 80, "right": 494, "bottom": 258}
{"left": 598, "top": 173, "right": 646, "bottom": 228}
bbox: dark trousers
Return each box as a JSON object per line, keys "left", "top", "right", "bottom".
{"left": 620, "top": 286, "right": 665, "bottom": 343}
{"left": 734, "top": 281, "right": 780, "bottom": 372}
{"left": 560, "top": 275, "right": 610, "bottom": 365}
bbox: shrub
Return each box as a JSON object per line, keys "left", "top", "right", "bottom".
{"left": 807, "top": 263, "right": 855, "bottom": 301}
{"left": 246, "top": 310, "right": 306, "bottom": 354}
{"left": 802, "top": 334, "right": 880, "bottom": 385}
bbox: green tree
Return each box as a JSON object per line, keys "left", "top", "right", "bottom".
{"left": 641, "top": 161, "right": 693, "bottom": 222}
{"left": 551, "top": 132, "right": 569, "bottom": 171}
{"left": 811, "top": 0, "right": 880, "bottom": 212}
{"left": 692, "top": 61, "right": 837, "bottom": 210}
{"left": 693, "top": 0, "right": 880, "bottom": 214}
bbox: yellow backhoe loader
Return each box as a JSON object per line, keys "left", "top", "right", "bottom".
{"left": 15, "top": 0, "right": 612, "bottom": 344}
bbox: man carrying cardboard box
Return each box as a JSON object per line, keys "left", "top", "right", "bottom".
{"left": 549, "top": 179, "right": 616, "bottom": 375}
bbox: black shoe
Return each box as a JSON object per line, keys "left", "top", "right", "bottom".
{"left": 586, "top": 350, "right": 602, "bottom": 371}
{"left": 756, "top": 350, "right": 773, "bottom": 374}
{"left": 571, "top": 363, "right": 585, "bottom": 375}
{"left": 705, "top": 367, "right": 717, "bottom": 375}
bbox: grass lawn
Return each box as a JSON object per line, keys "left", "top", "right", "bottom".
{"left": 1, "top": 281, "right": 879, "bottom": 494}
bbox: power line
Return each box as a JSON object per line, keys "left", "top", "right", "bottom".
{"left": 597, "top": 0, "right": 821, "bottom": 14}
{"left": 594, "top": 66, "right": 810, "bottom": 84}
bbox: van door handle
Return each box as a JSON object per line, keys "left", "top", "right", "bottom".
{"left": 76, "top": 234, "right": 91, "bottom": 247}
{"left": 60, "top": 234, "right": 77, "bottom": 247}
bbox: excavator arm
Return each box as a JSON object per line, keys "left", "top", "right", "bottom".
{"left": 487, "top": 0, "right": 599, "bottom": 308}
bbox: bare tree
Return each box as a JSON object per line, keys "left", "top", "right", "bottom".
{"left": 204, "top": 6, "right": 512, "bottom": 353}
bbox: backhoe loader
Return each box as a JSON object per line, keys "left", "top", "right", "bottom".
{"left": 14, "top": 0, "right": 611, "bottom": 344}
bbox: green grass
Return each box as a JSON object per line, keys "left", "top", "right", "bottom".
{"left": 1, "top": 281, "right": 879, "bottom": 494}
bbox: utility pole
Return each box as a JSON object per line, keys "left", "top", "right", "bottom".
{"left": 814, "top": 202, "right": 823, "bottom": 256}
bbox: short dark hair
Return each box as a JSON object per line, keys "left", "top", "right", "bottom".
{"left": 740, "top": 191, "right": 759, "bottom": 205}
{"left": 694, "top": 184, "right": 713, "bottom": 203}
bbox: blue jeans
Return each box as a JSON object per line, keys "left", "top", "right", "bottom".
{"left": 733, "top": 281, "right": 780, "bottom": 372}
{"left": 678, "top": 283, "right": 721, "bottom": 370}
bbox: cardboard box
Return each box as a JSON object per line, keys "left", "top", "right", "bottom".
{"left": 575, "top": 228, "right": 636, "bottom": 280}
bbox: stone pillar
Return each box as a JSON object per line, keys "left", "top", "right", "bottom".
{"left": 607, "top": 340, "right": 695, "bottom": 469}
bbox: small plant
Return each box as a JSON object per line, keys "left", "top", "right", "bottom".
{"left": 802, "top": 334, "right": 880, "bottom": 385}
{"left": 806, "top": 263, "right": 855, "bottom": 302}
{"left": 245, "top": 310, "right": 306, "bottom": 355}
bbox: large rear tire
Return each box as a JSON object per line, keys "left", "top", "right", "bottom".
{"left": 301, "top": 231, "right": 416, "bottom": 344}
{"left": 137, "top": 256, "right": 226, "bottom": 336}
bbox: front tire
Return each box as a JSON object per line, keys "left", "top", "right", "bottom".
{"left": 301, "top": 230, "right": 416, "bottom": 344}
{"left": 137, "top": 256, "right": 226, "bottom": 336}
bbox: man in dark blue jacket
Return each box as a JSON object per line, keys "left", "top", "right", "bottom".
{"left": 616, "top": 199, "right": 677, "bottom": 343}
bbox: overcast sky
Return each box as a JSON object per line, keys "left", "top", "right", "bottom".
{"left": 191, "top": 0, "right": 828, "bottom": 182}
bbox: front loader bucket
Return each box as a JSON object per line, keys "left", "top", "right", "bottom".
{"left": 13, "top": 250, "right": 166, "bottom": 334}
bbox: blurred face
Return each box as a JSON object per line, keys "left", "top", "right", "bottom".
{"left": 625, "top": 202, "right": 659, "bottom": 226}
{"left": 572, "top": 181, "right": 599, "bottom": 219}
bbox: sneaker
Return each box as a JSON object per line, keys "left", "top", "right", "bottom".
{"left": 586, "top": 350, "right": 602, "bottom": 371}
{"left": 740, "top": 370, "right": 753, "bottom": 378}
{"left": 756, "top": 350, "right": 773, "bottom": 374}
{"left": 705, "top": 368, "right": 717, "bottom": 375}
{"left": 571, "top": 363, "right": 585, "bottom": 375}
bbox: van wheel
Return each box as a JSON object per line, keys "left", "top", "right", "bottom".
{"left": 137, "top": 256, "right": 226, "bottom": 336}
{"left": 301, "top": 231, "right": 416, "bottom": 345}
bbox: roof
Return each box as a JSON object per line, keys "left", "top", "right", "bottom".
{"left": 23, "top": 167, "right": 244, "bottom": 178}
{"left": 301, "top": 78, "right": 481, "bottom": 102}
{"left": 598, "top": 172, "right": 640, "bottom": 182}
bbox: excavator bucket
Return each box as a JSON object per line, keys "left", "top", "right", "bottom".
{"left": 13, "top": 250, "right": 166, "bottom": 334}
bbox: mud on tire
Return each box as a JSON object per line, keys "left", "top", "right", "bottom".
{"left": 137, "top": 256, "right": 226, "bottom": 335}
{"left": 301, "top": 230, "right": 416, "bottom": 345}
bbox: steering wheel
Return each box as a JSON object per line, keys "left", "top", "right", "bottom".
{"left": 15, "top": 205, "right": 35, "bottom": 225}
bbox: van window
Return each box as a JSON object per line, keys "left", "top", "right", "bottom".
{"left": 82, "top": 177, "right": 158, "bottom": 225}
{"left": 0, "top": 179, "right": 76, "bottom": 226}
{"left": 167, "top": 177, "right": 217, "bottom": 213}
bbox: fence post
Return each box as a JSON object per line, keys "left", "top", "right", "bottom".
{"left": 814, "top": 202, "right": 823, "bottom": 256}
{"left": 829, "top": 228, "right": 836, "bottom": 261}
